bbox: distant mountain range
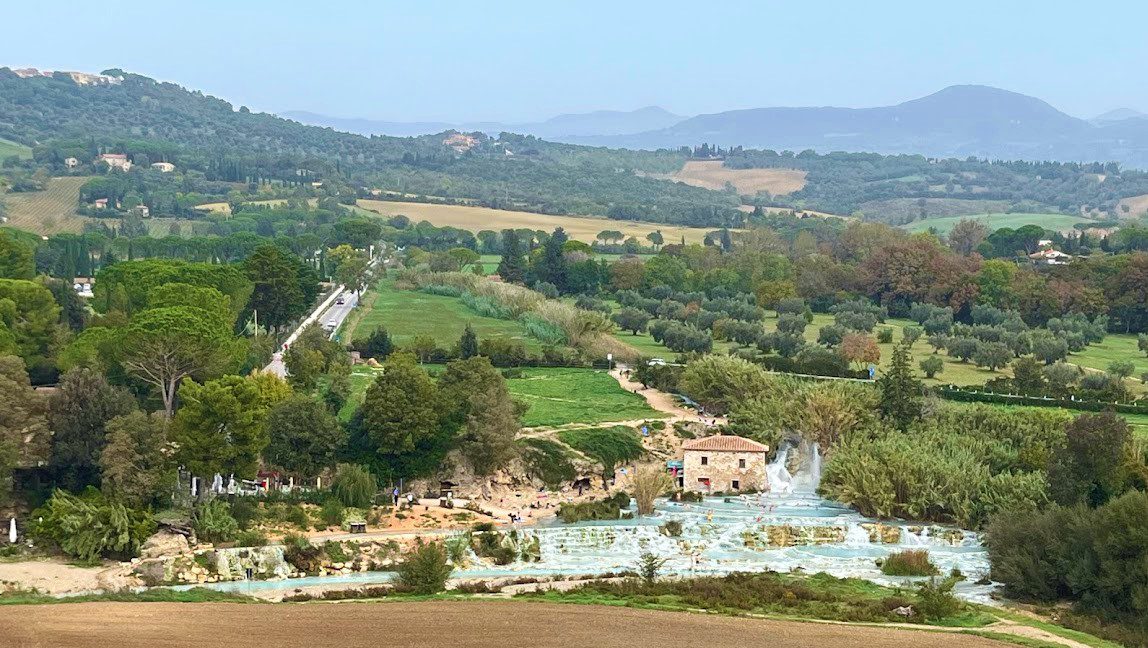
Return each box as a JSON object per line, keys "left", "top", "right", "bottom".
{"left": 280, "top": 106, "right": 683, "bottom": 140}
{"left": 288, "top": 86, "right": 1148, "bottom": 168}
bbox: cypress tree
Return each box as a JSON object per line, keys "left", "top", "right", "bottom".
{"left": 458, "top": 324, "right": 479, "bottom": 360}
{"left": 877, "top": 342, "right": 923, "bottom": 432}
{"left": 496, "top": 229, "right": 526, "bottom": 283}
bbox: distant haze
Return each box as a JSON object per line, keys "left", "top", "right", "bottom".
{"left": 1, "top": 1, "right": 1147, "bottom": 123}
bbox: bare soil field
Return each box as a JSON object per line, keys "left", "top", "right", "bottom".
{"left": 0, "top": 600, "right": 1011, "bottom": 648}
{"left": 664, "top": 160, "right": 807, "bottom": 195}
{"left": 3, "top": 176, "right": 91, "bottom": 234}
{"left": 355, "top": 199, "right": 718, "bottom": 244}
{"left": 1119, "top": 193, "right": 1148, "bottom": 218}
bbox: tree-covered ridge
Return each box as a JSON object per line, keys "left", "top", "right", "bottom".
{"left": 724, "top": 148, "right": 1148, "bottom": 220}
{"left": 0, "top": 68, "right": 741, "bottom": 227}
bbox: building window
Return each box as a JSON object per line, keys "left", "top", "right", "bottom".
{"left": 738, "top": 458, "right": 746, "bottom": 469}
{"left": 732, "top": 480, "right": 740, "bottom": 490}
{"left": 701, "top": 456, "right": 708, "bottom": 466}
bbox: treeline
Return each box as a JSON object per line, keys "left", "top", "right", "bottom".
{"left": 0, "top": 69, "right": 741, "bottom": 228}
{"left": 725, "top": 148, "right": 1148, "bottom": 219}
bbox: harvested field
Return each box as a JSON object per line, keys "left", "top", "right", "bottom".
{"left": 1119, "top": 193, "right": 1148, "bottom": 218}
{"left": 355, "top": 199, "right": 717, "bottom": 244}
{"left": 3, "top": 176, "right": 90, "bottom": 234}
{"left": 0, "top": 600, "right": 1013, "bottom": 648}
{"left": 666, "top": 160, "right": 807, "bottom": 195}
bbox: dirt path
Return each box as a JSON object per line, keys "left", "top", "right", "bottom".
{"left": 0, "top": 559, "right": 135, "bottom": 596}
{"left": 0, "top": 600, "right": 1014, "bottom": 648}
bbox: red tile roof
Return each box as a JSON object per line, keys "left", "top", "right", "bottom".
{"left": 682, "top": 435, "right": 769, "bottom": 453}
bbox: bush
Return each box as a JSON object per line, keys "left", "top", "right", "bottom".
{"left": 880, "top": 549, "right": 938, "bottom": 576}
{"left": 32, "top": 488, "right": 156, "bottom": 562}
{"left": 558, "top": 492, "right": 631, "bottom": 523}
{"left": 332, "top": 464, "right": 377, "bottom": 508}
{"left": 877, "top": 327, "right": 894, "bottom": 343}
{"left": 229, "top": 498, "right": 260, "bottom": 530}
{"left": 915, "top": 577, "right": 962, "bottom": 620}
{"left": 637, "top": 551, "right": 667, "bottom": 583}
{"left": 320, "top": 498, "right": 346, "bottom": 528}
{"left": 661, "top": 520, "right": 683, "bottom": 537}
{"left": 323, "top": 541, "right": 350, "bottom": 563}
{"left": 396, "top": 541, "right": 453, "bottom": 594}
{"left": 285, "top": 504, "right": 311, "bottom": 531}
{"left": 234, "top": 529, "right": 268, "bottom": 547}
{"left": 192, "top": 500, "right": 238, "bottom": 544}
{"left": 282, "top": 533, "right": 322, "bottom": 573}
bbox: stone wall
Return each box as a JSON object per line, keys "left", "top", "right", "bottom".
{"left": 682, "top": 450, "right": 767, "bottom": 493}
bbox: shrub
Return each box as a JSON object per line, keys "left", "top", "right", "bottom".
{"left": 32, "top": 488, "right": 156, "bottom": 562}
{"left": 661, "top": 519, "right": 683, "bottom": 537}
{"left": 915, "top": 577, "right": 961, "bottom": 620}
{"left": 282, "top": 533, "right": 322, "bottom": 573}
{"left": 192, "top": 500, "right": 238, "bottom": 544}
{"left": 880, "top": 549, "right": 938, "bottom": 576}
{"left": 558, "top": 492, "right": 631, "bottom": 523}
{"left": 229, "top": 498, "right": 260, "bottom": 530}
{"left": 285, "top": 504, "right": 311, "bottom": 531}
{"left": 332, "top": 464, "right": 377, "bottom": 508}
{"left": 877, "top": 327, "right": 894, "bottom": 343}
{"left": 323, "top": 541, "right": 350, "bottom": 563}
{"left": 396, "top": 541, "right": 453, "bottom": 594}
{"left": 637, "top": 551, "right": 667, "bottom": 583}
{"left": 320, "top": 498, "right": 345, "bottom": 528}
{"left": 234, "top": 529, "right": 268, "bottom": 547}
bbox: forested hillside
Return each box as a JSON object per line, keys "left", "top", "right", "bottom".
{"left": 0, "top": 68, "right": 741, "bottom": 227}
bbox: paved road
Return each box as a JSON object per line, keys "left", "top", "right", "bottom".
{"left": 263, "top": 287, "right": 357, "bottom": 378}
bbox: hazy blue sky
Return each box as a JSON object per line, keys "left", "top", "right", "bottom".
{"left": 3, "top": 1, "right": 1145, "bottom": 122}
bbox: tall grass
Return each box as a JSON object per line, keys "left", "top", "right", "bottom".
{"left": 399, "top": 270, "right": 621, "bottom": 356}
{"left": 880, "top": 549, "right": 939, "bottom": 576}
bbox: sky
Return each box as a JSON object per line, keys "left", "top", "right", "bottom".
{"left": 3, "top": 0, "right": 1146, "bottom": 123}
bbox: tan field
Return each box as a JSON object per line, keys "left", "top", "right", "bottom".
{"left": 666, "top": 160, "right": 807, "bottom": 196}
{"left": 193, "top": 198, "right": 297, "bottom": 215}
{"left": 3, "top": 176, "right": 91, "bottom": 234}
{"left": 1118, "top": 193, "right": 1148, "bottom": 218}
{"left": 0, "top": 600, "right": 1013, "bottom": 648}
{"left": 356, "top": 199, "right": 720, "bottom": 244}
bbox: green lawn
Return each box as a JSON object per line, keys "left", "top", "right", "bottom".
{"left": 342, "top": 279, "right": 539, "bottom": 350}
{"left": 507, "top": 367, "right": 664, "bottom": 427}
{"left": 0, "top": 138, "right": 32, "bottom": 159}
{"left": 902, "top": 212, "right": 1090, "bottom": 235}
{"left": 761, "top": 312, "right": 1008, "bottom": 386}
{"left": 340, "top": 365, "right": 662, "bottom": 428}
{"left": 1070, "top": 333, "right": 1148, "bottom": 379}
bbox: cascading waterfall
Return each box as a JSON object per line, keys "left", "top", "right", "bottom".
{"left": 766, "top": 446, "right": 794, "bottom": 493}
{"left": 186, "top": 439, "right": 993, "bottom": 604}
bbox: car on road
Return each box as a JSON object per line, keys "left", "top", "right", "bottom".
{"left": 324, "top": 319, "right": 338, "bottom": 331}
{"left": 335, "top": 296, "right": 345, "bottom": 305}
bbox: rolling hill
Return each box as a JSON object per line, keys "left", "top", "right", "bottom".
{"left": 566, "top": 86, "right": 1148, "bottom": 168}
{"left": 281, "top": 106, "right": 684, "bottom": 139}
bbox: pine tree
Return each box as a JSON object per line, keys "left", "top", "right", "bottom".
{"left": 877, "top": 342, "right": 923, "bottom": 432}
